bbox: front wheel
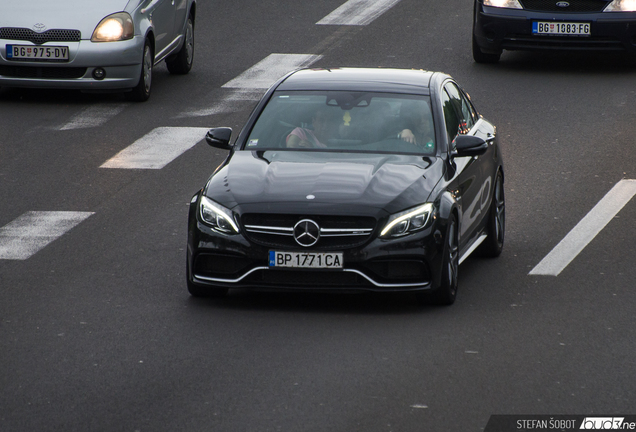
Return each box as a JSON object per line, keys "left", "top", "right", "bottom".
{"left": 167, "top": 15, "right": 194, "bottom": 75}
{"left": 472, "top": 33, "right": 501, "bottom": 64}
{"left": 418, "top": 214, "right": 459, "bottom": 306}
{"left": 125, "top": 39, "right": 153, "bottom": 102}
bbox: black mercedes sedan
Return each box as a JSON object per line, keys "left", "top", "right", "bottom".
{"left": 473, "top": 0, "right": 636, "bottom": 63}
{"left": 186, "top": 68, "right": 505, "bottom": 305}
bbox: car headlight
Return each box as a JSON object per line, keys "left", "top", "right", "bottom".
{"left": 380, "top": 203, "right": 434, "bottom": 238}
{"left": 91, "top": 12, "right": 134, "bottom": 42}
{"left": 483, "top": 0, "right": 523, "bottom": 9}
{"left": 199, "top": 196, "right": 240, "bottom": 234}
{"left": 604, "top": 0, "right": 636, "bottom": 11}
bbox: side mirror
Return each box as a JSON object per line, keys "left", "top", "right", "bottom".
{"left": 452, "top": 135, "right": 488, "bottom": 158}
{"left": 206, "top": 127, "right": 233, "bottom": 150}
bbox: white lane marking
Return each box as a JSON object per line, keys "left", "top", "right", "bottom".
{"left": 179, "top": 90, "right": 264, "bottom": 118}
{"left": 100, "top": 127, "right": 209, "bottom": 169}
{"left": 222, "top": 54, "right": 323, "bottom": 89}
{"left": 180, "top": 54, "right": 322, "bottom": 118}
{"left": 59, "top": 104, "right": 127, "bottom": 130}
{"left": 0, "top": 211, "right": 94, "bottom": 260}
{"left": 317, "top": 0, "right": 402, "bottom": 26}
{"left": 529, "top": 179, "right": 636, "bottom": 276}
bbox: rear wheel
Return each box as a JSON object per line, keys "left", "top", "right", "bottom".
{"left": 125, "top": 38, "right": 153, "bottom": 102}
{"left": 418, "top": 214, "right": 459, "bottom": 306}
{"left": 472, "top": 33, "right": 501, "bottom": 64}
{"left": 167, "top": 15, "right": 194, "bottom": 74}
{"left": 478, "top": 171, "right": 505, "bottom": 257}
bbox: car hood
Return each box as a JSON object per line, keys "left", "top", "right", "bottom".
{"left": 1, "top": 0, "right": 134, "bottom": 37}
{"left": 205, "top": 151, "right": 445, "bottom": 217}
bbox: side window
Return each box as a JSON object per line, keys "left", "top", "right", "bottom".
{"left": 463, "top": 91, "right": 480, "bottom": 125}
{"left": 441, "top": 89, "right": 460, "bottom": 145}
{"left": 444, "top": 82, "right": 475, "bottom": 134}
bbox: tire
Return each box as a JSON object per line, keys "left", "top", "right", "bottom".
{"left": 472, "top": 33, "right": 501, "bottom": 64}
{"left": 187, "top": 277, "right": 228, "bottom": 298}
{"left": 478, "top": 171, "right": 505, "bottom": 257}
{"left": 418, "top": 214, "right": 459, "bottom": 306}
{"left": 125, "top": 38, "right": 153, "bottom": 102}
{"left": 166, "top": 15, "right": 194, "bottom": 75}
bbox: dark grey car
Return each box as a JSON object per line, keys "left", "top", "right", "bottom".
{"left": 473, "top": 0, "right": 636, "bottom": 63}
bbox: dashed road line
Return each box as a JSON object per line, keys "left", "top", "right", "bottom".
{"left": 317, "top": 0, "right": 402, "bottom": 26}
{"left": 178, "top": 54, "right": 322, "bottom": 119}
{"left": 0, "top": 211, "right": 94, "bottom": 260}
{"left": 100, "top": 127, "right": 209, "bottom": 169}
{"left": 179, "top": 89, "right": 264, "bottom": 118}
{"left": 59, "top": 104, "right": 127, "bottom": 130}
{"left": 529, "top": 179, "right": 636, "bottom": 276}
{"left": 222, "top": 54, "right": 323, "bottom": 89}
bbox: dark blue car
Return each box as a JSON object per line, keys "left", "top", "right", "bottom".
{"left": 472, "top": 0, "right": 636, "bottom": 62}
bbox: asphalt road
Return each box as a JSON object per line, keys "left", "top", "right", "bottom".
{"left": 1, "top": 0, "right": 635, "bottom": 431}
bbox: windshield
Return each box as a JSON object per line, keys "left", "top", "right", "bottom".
{"left": 244, "top": 91, "right": 436, "bottom": 155}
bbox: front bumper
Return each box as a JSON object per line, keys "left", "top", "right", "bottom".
{"left": 187, "top": 215, "right": 447, "bottom": 294}
{"left": 0, "top": 36, "right": 144, "bottom": 90}
{"left": 474, "top": 5, "right": 636, "bottom": 53}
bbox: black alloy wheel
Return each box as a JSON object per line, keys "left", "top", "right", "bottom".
{"left": 478, "top": 171, "right": 505, "bottom": 257}
{"left": 419, "top": 214, "right": 459, "bottom": 306}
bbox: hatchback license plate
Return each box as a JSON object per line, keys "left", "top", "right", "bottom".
{"left": 269, "top": 251, "right": 343, "bottom": 269}
{"left": 7, "top": 44, "right": 70, "bottom": 61}
{"left": 532, "top": 22, "right": 590, "bottom": 36}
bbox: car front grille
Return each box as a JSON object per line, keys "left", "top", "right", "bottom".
{"left": 0, "top": 65, "right": 87, "bottom": 79}
{"left": 519, "top": 0, "right": 608, "bottom": 12}
{"left": 242, "top": 214, "right": 376, "bottom": 250}
{"left": 0, "top": 27, "right": 81, "bottom": 44}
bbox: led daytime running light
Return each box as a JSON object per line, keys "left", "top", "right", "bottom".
{"left": 199, "top": 196, "right": 239, "bottom": 234}
{"left": 381, "top": 203, "right": 434, "bottom": 237}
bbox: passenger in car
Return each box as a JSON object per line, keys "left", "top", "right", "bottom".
{"left": 286, "top": 108, "right": 333, "bottom": 148}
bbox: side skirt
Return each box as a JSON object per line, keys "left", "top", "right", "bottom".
{"left": 459, "top": 233, "right": 487, "bottom": 265}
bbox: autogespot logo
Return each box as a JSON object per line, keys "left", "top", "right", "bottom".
{"left": 293, "top": 219, "right": 320, "bottom": 247}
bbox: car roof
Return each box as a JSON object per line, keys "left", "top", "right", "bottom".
{"left": 276, "top": 68, "right": 436, "bottom": 95}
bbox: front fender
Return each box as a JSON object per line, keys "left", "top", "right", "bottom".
{"left": 434, "top": 190, "right": 459, "bottom": 250}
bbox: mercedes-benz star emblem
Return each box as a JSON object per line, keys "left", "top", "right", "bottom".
{"left": 293, "top": 219, "right": 320, "bottom": 247}
{"left": 33, "top": 23, "right": 47, "bottom": 33}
